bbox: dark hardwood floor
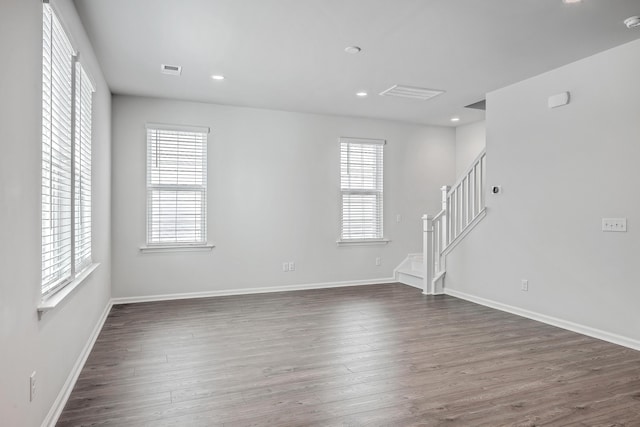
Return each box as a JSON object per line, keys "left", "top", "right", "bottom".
{"left": 58, "top": 283, "right": 640, "bottom": 426}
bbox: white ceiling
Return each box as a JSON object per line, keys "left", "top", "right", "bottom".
{"left": 74, "top": 0, "right": 640, "bottom": 126}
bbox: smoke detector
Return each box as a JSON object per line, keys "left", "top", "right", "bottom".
{"left": 624, "top": 16, "right": 640, "bottom": 29}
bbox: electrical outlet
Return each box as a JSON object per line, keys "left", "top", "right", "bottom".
{"left": 375, "top": 257, "right": 382, "bottom": 266}
{"left": 30, "top": 371, "right": 36, "bottom": 402}
{"left": 602, "top": 218, "right": 627, "bottom": 232}
{"left": 288, "top": 261, "right": 295, "bottom": 271}
{"left": 521, "top": 280, "right": 528, "bottom": 292}
{"left": 282, "top": 262, "right": 289, "bottom": 272}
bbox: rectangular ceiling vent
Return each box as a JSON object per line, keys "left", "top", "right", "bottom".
{"left": 379, "top": 85, "right": 445, "bottom": 101}
{"left": 161, "top": 64, "right": 182, "bottom": 76}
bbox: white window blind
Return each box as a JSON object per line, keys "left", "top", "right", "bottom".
{"left": 42, "top": 3, "right": 94, "bottom": 297}
{"left": 340, "top": 137, "right": 385, "bottom": 240}
{"left": 146, "top": 125, "right": 209, "bottom": 246}
{"left": 74, "top": 64, "right": 94, "bottom": 271}
{"left": 42, "top": 4, "right": 74, "bottom": 295}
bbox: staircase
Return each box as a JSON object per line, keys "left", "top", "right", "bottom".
{"left": 393, "top": 253, "right": 425, "bottom": 289}
{"left": 396, "top": 150, "right": 487, "bottom": 294}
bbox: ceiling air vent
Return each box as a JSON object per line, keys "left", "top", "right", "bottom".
{"left": 161, "top": 64, "right": 182, "bottom": 76}
{"left": 379, "top": 85, "right": 445, "bottom": 101}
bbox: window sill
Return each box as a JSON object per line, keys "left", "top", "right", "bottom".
{"left": 37, "top": 263, "right": 100, "bottom": 318}
{"left": 139, "top": 244, "right": 215, "bottom": 253}
{"left": 336, "top": 239, "right": 390, "bottom": 247}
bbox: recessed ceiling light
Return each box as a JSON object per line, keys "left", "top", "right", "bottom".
{"left": 450, "top": 117, "right": 460, "bottom": 122}
{"left": 356, "top": 91, "right": 368, "bottom": 97}
{"left": 624, "top": 16, "right": 640, "bottom": 29}
{"left": 211, "top": 75, "right": 225, "bottom": 80}
{"left": 562, "top": 0, "right": 582, "bottom": 4}
{"left": 344, "top": 46, "right": 362, "bottom": 54}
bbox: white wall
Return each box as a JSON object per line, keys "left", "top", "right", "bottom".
{"left": 445, "top": 39, "right": 640, "bottom": 344}
{"left": 455, "top": 120, "right": 485, "bottom": 178}
{"left": 112, "top": 96, "right": 455, "bottom": 298}
{"left": 0, "top": 1, "right": 111, "bottom": 425}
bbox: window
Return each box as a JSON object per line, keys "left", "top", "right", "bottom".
{"left": 146, "top": 124, "right": 209, "bottom": 246}
{"left": 41, "top": 3, "right": 95, "bottom": 296}
{"left": 339, "top": 137, "right": 385, "bottom": 242}
{"left": 74, "top": 64, "right": 93, "bottom": 271}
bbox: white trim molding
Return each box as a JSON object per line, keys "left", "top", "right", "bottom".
{"left": 445, "top": 288, "right": 640, "bottom": 352}
{"left": 336, "top": 239, "right": 390, "bottom": 247}
{"left": 139, "top": 244, "right": 215, "bottom": 253}
{"left": 37, "top": 263, "right": 100, "bottom": 316}
{"left": 145, "top": 122, "right": 210, "bottom": 134}
{"left": 112, "top": 277, "right": 397, "bottom": 305}
{"left": 339, "top": 137, "right": 386, "bottom": 146}
{"left": 442, "top": 208, "right": 487, "bottom": 256}
{"left": 42, "top": 299, "right": 113, "bottom": 427}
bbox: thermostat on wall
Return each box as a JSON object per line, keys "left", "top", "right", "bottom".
{"left": 548, "top": 91, "right": 570, "bottom": 109}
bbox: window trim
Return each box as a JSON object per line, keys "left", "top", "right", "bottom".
{"left": 139, "top": 244, "right": 215, "bottom": 253}
{"left": 338, "top": 137, "right": 387, "bottom": 244}
{"left": 336, "top": 238, "right": 390, "bottom": 247}
{"left": 37, "top": 263, "right": 100, "bottom": 316}
{"left": 144, "top": 123, "right": 211, "bottom": 250}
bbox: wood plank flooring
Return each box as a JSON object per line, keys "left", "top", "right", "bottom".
{"left": 58, "top": 284, "right": 640, "bottom": 426}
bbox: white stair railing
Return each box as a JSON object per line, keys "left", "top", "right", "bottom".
{"left": 423, "top": 150, "right": 486, "bottom": 295}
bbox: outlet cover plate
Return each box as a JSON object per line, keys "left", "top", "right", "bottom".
{"left": 602, "top": 218, "right": 627, "bottom": 232}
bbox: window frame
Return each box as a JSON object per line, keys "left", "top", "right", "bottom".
{"left": 337, "top": 137, "right": 389, "bottom": 246}
{"left": 143, "top": 123, "right": 212, "bottom": 251}
{"left": 41, "top": 2, "right": 96, "bottom": 302}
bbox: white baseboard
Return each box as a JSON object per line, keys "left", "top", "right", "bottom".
{"left": 445, "top": 288, "right": 640, "bottom": 352}
{"left": 111, "top": 277, "right": 397, "bottom": 305}
{"left": 402, "top": 280, "right": 423, "bottom": 291}
{"left": 42, "top": 299, "right": 114, "bottom": 427}
{"left": 396, "top": 272, "right": 423, "bottom": 290}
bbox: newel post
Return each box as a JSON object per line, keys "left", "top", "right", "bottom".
{"left": 422, "top": 214, "right": 434, "bottom": 295}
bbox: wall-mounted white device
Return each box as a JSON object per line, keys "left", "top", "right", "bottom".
{"left": 548, "top": 92, "right": 570, "bottom": 109}
{"left": 624, "top": 16, "right": 640, "bottom": 29}
{"left": 602, "top": 218, "right": 627, "bottom": 232}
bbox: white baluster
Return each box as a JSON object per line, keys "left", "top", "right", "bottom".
{"left": 470, "top": 165, "right": 477, "bottom": 218}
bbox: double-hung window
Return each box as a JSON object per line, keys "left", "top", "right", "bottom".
{"left": 146, "top": 124, "right": 209, "bottom": 247}
{"left": 339, "top": 137, "right": 385, "bottom": 242}
{"left": 41, "top": 2, "right": 95, "bottom": 297}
